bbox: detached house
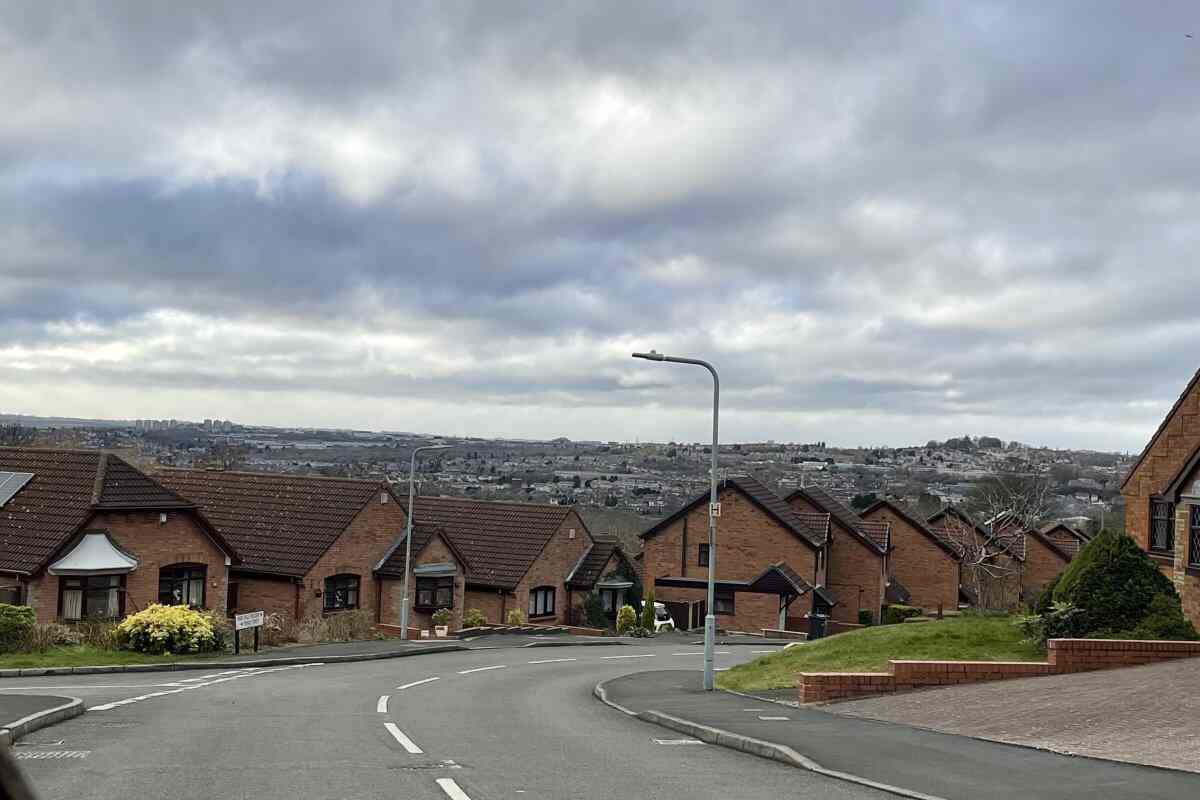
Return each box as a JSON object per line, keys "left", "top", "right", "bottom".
{"left": 641, "top": 476, "right": 834, "bottom": 634}
{"left": 0, "top": 449, "right": 236, "bottom": 622}
{"left": 861, "top": 499, "right": 960, "bottom": 614}
{"left": 785, "top": 486, "right": 891, "bottom": 626}
{"left": 1121, "top": 367, "right": 1200, "bottom": 627}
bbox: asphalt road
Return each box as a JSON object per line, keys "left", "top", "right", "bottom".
{"left": 1, "top": 641, "right": 890, "bottom": 800}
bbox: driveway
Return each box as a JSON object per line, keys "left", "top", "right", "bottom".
{"left": 827, "top": 657, "right": 1200, "bottom": 773}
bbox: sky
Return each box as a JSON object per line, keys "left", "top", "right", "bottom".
{"left": 3, "top": 2, "right": 1200, "bottom": 451}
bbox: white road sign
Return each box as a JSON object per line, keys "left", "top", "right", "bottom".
{"left": 234, "top": 610, "right": 265, "bottom": 631}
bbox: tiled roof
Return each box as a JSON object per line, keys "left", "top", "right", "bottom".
{"left": 373, "top": 522, "right": 466, "bottom": 578}
{"left": 862, "top": 499, "right": 961, "bottom": 560}
{"left": 1039, "top": 523, "right": 1088, "bottom": 559}
{"left": 157, "top": 469, "right": 388, "bottom": 577}
{"left": 860, "top": 521, "right": 891, "bottom": 551}
{"left": 642, "top": 475, "right": 827, "bottom": 550}
{"left": 401, "top": 496, "right": 577, "bottom": 590}
{"left": 0, "top": 448, "right": 193, "bottom": 575}
{"left": 788, "top": 485, "right": 886, "bottom": 553}
{"left": 925, "top": 507, "right": 984, "bottom": 556}
{"left": 566, "top": 536, "right": 628, "bottom": 589}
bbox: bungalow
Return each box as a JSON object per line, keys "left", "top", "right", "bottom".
{"left": 564, "top": 535, "right": 641, "bottom": 624}
{"left": 861, "top": 498, "right": 960, "bottom": 614}
{"left": 1120, "top": 366, "right": 1200, "bottom": 626}
{"left": 640, "top": 476, "right": 834, "bottom": 634}
{"left": 785, "top": 486, "right": 890, "bottom": 626}
{"left": 0, "top": 448, "right": 236, "bottom": 623}
{"left": 1021, "top": 523, "right": 1087, "bottom": 598}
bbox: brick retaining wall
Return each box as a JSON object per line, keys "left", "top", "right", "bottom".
{"left": 798, "top": 638, "right": 1200, "bottom": 703}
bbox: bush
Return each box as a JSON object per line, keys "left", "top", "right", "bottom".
{"left": 197, "top": 610, "right": 231, "bottom": 651}
{"left": 506, "top": 608, "right": 526, "bottom": 626}
{"left": 616, "top": 604, "right": 637, "bottom": 634}
{"left": 640, "top": 588, "right": 656, "bottom": 632}
{"left": 627, "top": 626, "right": 652, "bottom": 638}
{"left": 1124, "top": 594, "right": 1200, "bottom": 641}
{"left": 857, "top": 609, "right": 874, "bottom": 626}
{"left": 75, "top": 620, "right": 118, "bottom": 650}
{"left": 1053, "top": 529, "right": 1194, "bottom": 639}
{"left": 1033, "top": 573, "right": 1062, "bottom": 616}
{"left": 1016, "top": 601, "right": 1088, "bottom": 648}
{"left": 21, "top": 623, "right": 81, "bottom": 653}
{"left": 882, "top": 605, "right": 922, "bottom": 626}
{"left": 323, "top": 609, "right": 375, "bottom": 641}
{"left": 432, "top": 608, "right": 452, "bottom": 627}
{"left": 0, "top": 604, "right": 35, "bottom": 652}
{"left": 582, "top": 592, "right": 608, "bottom": 629}
{"left": 115, "top": 604, "right": 219, "bottom": 655}
{"left": 463, "top": 608, "right": 487, "bottom": 628}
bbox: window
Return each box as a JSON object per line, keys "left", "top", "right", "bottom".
{"left": 324, "top": 574, "right": 360, "bottom": 611}
{"left": 60, "top": 575, "right": 123, "bottom": 621}
{"left": 1150, "top": 500, "right": 1175, "bottom": 553}
{"left": 1190, "top": 506, "right": 1200, "bottom": 569}
{"left": 415, "top": 576, "right": 454, "bottom": 609}
{"left": 601, "top": 589, "right": 617, "bottom": 613}
{"left": 698, "top": 543, "right": 710, "bottom": 567}
{"left": 529, "top": 586, "right": 555, "bottom": 617}
{"left": 714, "top": 588, "right": 735, "bottom": 615}
{"left": 159, "top": 564, "right": 206, "bottom": 607}
{"left": 0, "top": 584, "right": 21, "bottom": 606}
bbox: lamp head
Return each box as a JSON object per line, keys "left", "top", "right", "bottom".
{"left": 632, "top": 350, "right": 666, "bottom": 362}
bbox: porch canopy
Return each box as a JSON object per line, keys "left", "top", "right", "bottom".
{"left": 48, "top": 530, "right": 138, "bottom": 576}
{"left": 654, "top": 562, "right": 833, "bottom": 629}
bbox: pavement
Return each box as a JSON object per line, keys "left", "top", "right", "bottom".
{"left": 829, "top": 657, "right": 1200, "bottom": 774}
{"left": 1, "top": 640, "right": 880, "bottom": 800}
{"left": 600, "top": 670, "right": 1200, "bottom": 800}
{"left": 0, "top": 696, "right": 70, "bottom": 727}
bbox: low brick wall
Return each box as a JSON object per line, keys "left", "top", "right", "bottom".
{"left": 798, "top": 638, "right": 1200, "bottom": 703}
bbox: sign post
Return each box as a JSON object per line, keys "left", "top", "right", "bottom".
{"left": 234, "top": 610, "right": 265, "bottom": 655}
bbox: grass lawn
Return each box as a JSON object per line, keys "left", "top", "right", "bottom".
{"left": 716, "top": 615, "right": 1042, "bottom": 692}
{"left": 0, "top": 645, "right": 224, "bottom": 669}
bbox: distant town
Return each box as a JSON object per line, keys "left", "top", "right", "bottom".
{"left": 0, "top": 411, "right": 1129, "bottom": 554}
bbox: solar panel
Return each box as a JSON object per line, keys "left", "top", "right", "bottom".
{"left": 0, "top": 472, "right": 34, "bottom": 507}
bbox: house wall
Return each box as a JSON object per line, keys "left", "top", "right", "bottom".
{"left": 514, "top": 511, "right": 592, "bottom": 625}
{"left": 787, "top": 495, "right": 883, "bottom": 624}
{"left": 643, "top": 486, "right": 818, "bottom": 633}
{"left": 230, "top": 572, "right": 297, "bottom": 621}
{"left": 463, "top": 587, "right": 509, "bottom": 624}
{"left": 1023, "top": 535, "right": 1069, "bottom": 600}
{"left": 25, "top": 509, "right": 228, "bottom": 624}
{"left": 862, "top": 506, "right": 958, "bottom": 614}
{"left": 297, "top": 493, "right": 406, "bottom": 622}
{"left": 393, "top": 533, "right": 466, "bottom": 632}
{"left": 1172, "top": 501, "right": 1200, "bottom": 626}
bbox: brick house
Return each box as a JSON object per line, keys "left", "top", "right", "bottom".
{"left": 1021, "top": 524, "right": 1085, "bottom": 599}
{"left": 785, "top": 486, "right": 890, "bottom": 626}
{"left": 564, "top": 535, "right": 641, "bottom": 624}
{"left": 1120, "top": 367, "right": 1200, "bottom": 626}
{"left": 640, "top": 476, "right": 834, "bottom": 634}
{"left": 861, "top": 498, "right": 960, "bottom": 614}
{"left": 384, "top": 496, "right": 596, "bottom": 627}
{"left": 0, "top": 448, "right": 236, "bottom": 623}
{"left": 156, "top": 469, "right": 409, "bottom": 627}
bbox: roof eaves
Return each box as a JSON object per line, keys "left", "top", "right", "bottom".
{"left": 564, "top": 542, "right": 596, "bottom": 586}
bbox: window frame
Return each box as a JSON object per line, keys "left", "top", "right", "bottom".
{"left": 528, "top": 585, "right": 556, "bottom": 618}
{"left": 713, "top": 587, "right": 735, "bottom": 616}
{"left": 698, "top": 543, "right": 710, "bottom": 567}
{"left": 323, "top": 573, "right": 361, "bottom": 612}
{"left": 1189, "top": 505, "right": 1200, "bottom": 569}
{"left": 59, "top": 574, "right": 125, "bottom": 621}
{"left": 1149, "top": 499, "right": 1175, "bottom": 554}
{"left": 158, "top": 563, "right": 207, "bottom": 608}
{"left": 414, "top": 576, "right": 455, "bottom": 610}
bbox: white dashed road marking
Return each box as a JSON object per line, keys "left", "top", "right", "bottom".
{"left": 384, "top": 722, "right": 424, "bottom": 754}
{"left": 88, "top": 664, "right": 320, "bottom": 711}
{"left": 436, "top": 777, "right": 473, "bottom": 800}
{"left": 376, "top": 695, "right": 389, "bottom": 713}
{"left": 654, "top": 738, "right": 705, "bottom": 746}
{"left": 758, "top": 716, "right": 790, "bottom": 721}
{"left": 670, "top": 651, "right": 731, "bottom": 656}
{"left": 526, "top": 658, "right": 577, "bottom": 665}
{"left": 600, "top": 654, "right": 656, "bottom": 660}
{"left": 457, "top": 665, "right": 507, "bottom": 674}
{"left": 397, "top": 676, "right": 441, "bottom": 690}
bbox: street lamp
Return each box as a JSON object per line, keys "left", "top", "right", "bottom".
{"left": 400, "top": 443, "right": 452, "bottom": 640}
{"left": 632, "top": 350, "right": 720, "bottom": 690}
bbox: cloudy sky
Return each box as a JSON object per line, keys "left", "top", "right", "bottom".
{"left": 3, "top": 2, "right": 1199, "bottom": 450}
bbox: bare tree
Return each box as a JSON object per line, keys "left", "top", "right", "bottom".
{"left": 936, "top": 475, "right": 1056, "bottom": 610}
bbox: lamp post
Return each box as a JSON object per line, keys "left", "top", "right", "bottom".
{"left": 400, "top": 443, "right": 452, "bottom": 640}
{"left": 632, "top": 350, "right": 720, "bottom": 690}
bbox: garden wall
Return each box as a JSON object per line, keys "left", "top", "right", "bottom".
{"left": 798, "top": 638, "right": 1200, "bottom": 703}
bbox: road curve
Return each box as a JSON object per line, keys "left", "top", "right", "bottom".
{"left": 5, "top": 642, "right": 887, "bottom": 800}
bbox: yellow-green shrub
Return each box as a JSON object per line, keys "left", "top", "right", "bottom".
{"left": 616, "top": 604, "right": 637, "bottom": 634}
{"left": 116, "top": 604, "right": 219, "bottom": 654}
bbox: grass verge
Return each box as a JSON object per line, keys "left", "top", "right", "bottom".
{"left": 716, "top": 615, "right": 1041, "bottom": 692}
{"left": 0, "top": 645, "right": 223, "bottom": 669}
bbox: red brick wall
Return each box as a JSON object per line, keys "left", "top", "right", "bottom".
{"left": 1022, "top": 535, "right": 1069, "bottom": 599}
{"left": 863, "top": 506, "right": 958, "bottom": 614}
{"left": 463, "top": 587, "right": 509, "bottom": 624}
{"left": 231, "top": 572, "right": 297, "bottom": 621}
{"left": 393, "top": 533, "right": 466, "bottom": 632}
{"left": 298, "top": 492, "right": 406, "bottom": 622}
{"left": 25, "top": 509, "right": 228, "bottom": 623}
{"left": 644, "top": 485, "right": 818, "bottom": 633}
{"left": 515, "top": 511, "right": 592, "bottom": 625}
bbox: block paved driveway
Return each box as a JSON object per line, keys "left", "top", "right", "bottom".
{"left": 828, "top": 657, "right": 1200, "bottom": 773}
